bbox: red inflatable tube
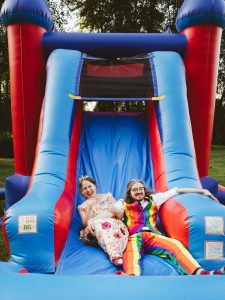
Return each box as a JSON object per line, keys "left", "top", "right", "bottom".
{"left": 28, "top": 101, "right": 44, "bottom": 191}
{"left": 182, "top": 25, "right": 222, "bottom": 177}
{"left": 54, "top": 103, "right": 82, "bottom": 268}
{"left": 7, "top": 24, "right": 46, "bottom": 176}
{"left": 147, "top": 102, "right": 168, "bottom": 192}
{"left": 2, "top": 212, "right": 10, "bottom": 256}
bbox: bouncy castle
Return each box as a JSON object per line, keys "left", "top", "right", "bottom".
{"left": 1, "top": 0, "right": 225, "bottom": 298}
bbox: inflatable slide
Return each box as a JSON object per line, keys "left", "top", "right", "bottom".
{"left": 1, "top": 0, "right": 225, "bottom": 299}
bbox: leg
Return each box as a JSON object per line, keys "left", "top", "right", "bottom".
{"left": 194, "top": 267, "right": 225, "bottom": 275}
{"left": 123, "top": 233, "right": 144, "bottom": 276}
{"left": 144, "top": 233, "right": 225, "bottom": 276}
{"left": 143, "top": 232, "right": 200, "bottom": 275}
{"left": 93, "top": 218, "right": 128, "bottom": 265}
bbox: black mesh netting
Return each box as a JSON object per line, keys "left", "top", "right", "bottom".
{"left": 79, "top": 55, "right": 154, "bottom": 100}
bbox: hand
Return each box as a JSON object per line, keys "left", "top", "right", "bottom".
{"left": 85, "top": 219, "right": 95, "bottom": 236}
{"left": 203, "top": 189, "right": 213, "bottom": 197}
{"left": 86, "top": 198, "right": 97, "bottom": 209}
{"left": 203, "top": 189, "right": 219, "bottom": 203}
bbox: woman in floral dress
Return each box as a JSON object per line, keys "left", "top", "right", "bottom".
{"left": 78, "top": 176, "right": 128, "bottom": 267}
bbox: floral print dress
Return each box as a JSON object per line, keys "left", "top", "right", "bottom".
{"left": 78, "top": 193, "right": 128, "bottom": 263}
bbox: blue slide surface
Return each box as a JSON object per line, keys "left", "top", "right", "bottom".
{"left": 56, "top": 112, "right": 180, "bottom": 275}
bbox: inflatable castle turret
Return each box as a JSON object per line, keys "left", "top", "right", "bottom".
{"left": 1, "top": 0, "right": 53, "bottom": 175}
{"left": 1, "top": 0, "right": 225, "bottom": 180}
{"left": 176, "top": 0, "right": 225, "bottom": 177}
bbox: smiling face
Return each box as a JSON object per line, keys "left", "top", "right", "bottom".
{"left": 129, "top": 181, "right": 146, "bottom": 202}
{"left": 80, "top": 180, "right": 97, "bottom": 199}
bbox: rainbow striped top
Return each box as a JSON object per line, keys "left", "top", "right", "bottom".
{"left": 123, "top": 200, "right": 162, "bottom": 235}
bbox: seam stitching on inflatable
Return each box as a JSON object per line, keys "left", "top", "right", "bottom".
{"left": 19, "top": 25, "right": 28, "bottom": 174}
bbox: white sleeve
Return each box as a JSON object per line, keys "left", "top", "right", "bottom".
{"left": 114, "top": 199, "right": 125, "bottom": 213}
{"left": 152, "top": 187, "right": 178, "bottom": 209}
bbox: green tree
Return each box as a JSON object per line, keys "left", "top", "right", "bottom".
{"left": 0, "top": 22, "right": 12, "bottom": 157}
{"left": 0, "top": 24, "right": 10, "bottom": 131}
{"left": 47, "top": 0, "right": 74, "bottom": 31}
{"left": 213, "top": 31, "right": 225, "bottom": 145}
{"left": 62, "top": 0, "right": 165, "bottom": 33}
{"left": 161, "top": 0, "right": 184, "bottom": 32}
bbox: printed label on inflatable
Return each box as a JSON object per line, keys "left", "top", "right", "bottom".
{"left": 205, "top": 216, "right": 224, "bottom": 235}
{"left": 205, "top": 241, "right": 224, "bottom": 260}
{"left": 18, "top": 215, "right": 37, "bottom": 234}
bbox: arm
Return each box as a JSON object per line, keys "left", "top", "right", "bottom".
{"left": 177, "top": 188, "right": 219, "bottom": 203}
{"left": 79, "top": 194, "right": 118, "bottom": 235}
{"left": 78, "top": 199, "right": 94, "bottom": 227}
{"left": 85, "top": 210, "right": 115, "bottom": 236}
{"left": 110, "top": 200, "right": 124, "bottom": 220}
{"left": 155, "top": 187, "right": 220, "bottom": 210}
{"left": 79, "top": 201, "right": 97, "bottom": 236}
{"left": 153, "top": 187, "right": 178, "bottom": 209}
{"left": 177, "top": 187, "right": 205, "bottom": 194}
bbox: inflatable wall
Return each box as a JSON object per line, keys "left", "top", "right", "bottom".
{"left": 1, "top": 0, "right": 225, "bottom": 298}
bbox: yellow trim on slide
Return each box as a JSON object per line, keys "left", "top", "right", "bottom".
{"left": 152, "top": 95, "right": 165, "bottom": 101}
{"left": 68, "top": 93, "right": 81, "bottom": 100}
{"left": 68, "top": 93, "right": 165, "bottom": 101}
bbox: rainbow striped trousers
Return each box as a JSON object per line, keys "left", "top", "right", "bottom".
{"left": 123, "top": 232, "right": 200, "bottom": 276}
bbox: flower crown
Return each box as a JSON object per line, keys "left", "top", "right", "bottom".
{"left": 78, "top": 175, "right": 90, "bottom": 182}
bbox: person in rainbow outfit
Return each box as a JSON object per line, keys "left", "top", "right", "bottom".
{"left": 112, "top": 179, "right": 225, "bottom": 276}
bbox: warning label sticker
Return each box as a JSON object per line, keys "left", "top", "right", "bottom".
{"left": 205, "top": 216, "right": 224, "bottom": 235}
{"left": 18, "top": 215, "right": 37, "bottom": 234}
{"left": 205, "top": 241, "right": 224, "bottom": 260}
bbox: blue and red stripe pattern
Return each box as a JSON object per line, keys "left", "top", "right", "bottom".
{"left": 54, "top": 102, "right": 82, "bottom": 267}
{"left": 3, "top": 50, "right": 82, "bottom": 273}
{"left": 147, "top": 51, "right": 225, "bottom": 270}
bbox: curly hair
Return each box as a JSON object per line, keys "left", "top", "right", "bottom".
{"left": 124, "top": 179, "right": 155, "bottom": 203}
{"left": 124, "top": 179, "right": 144, "bottom": 203}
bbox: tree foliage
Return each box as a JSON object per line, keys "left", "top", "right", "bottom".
{"left": 61, "top": 0, "right": 185, "bottom": 33}
{"left": 47, "top": 0, "right": 74, "bottom": 31}
{"left": 213, "top": 31, "right": 225, "bottom": 145}
{"left": 0, "top": 24, "right": 10, "bottom": 133}
{"left": 62, "top": 0, "right": 165, "bottom": 33}
{"left": 0, "top": 23, "right": 12, "bottom": 157}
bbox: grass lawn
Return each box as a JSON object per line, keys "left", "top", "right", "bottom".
{"left": 0, "top": 158, "right": 14, "bottom": 187}
{"left": 0, "top": 146, "right": 224, "bottom": 262}
{"left": 209, "top": 145, "right": 225, "bottom": 186}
